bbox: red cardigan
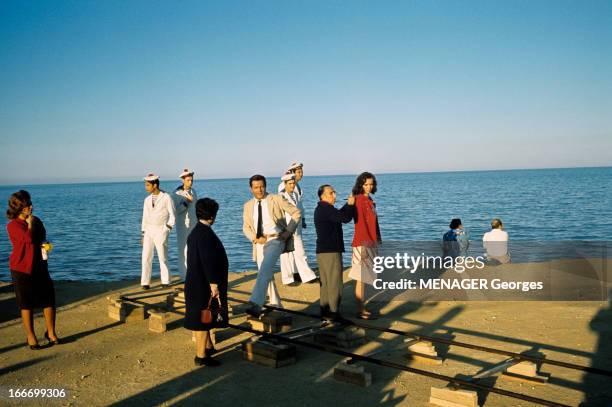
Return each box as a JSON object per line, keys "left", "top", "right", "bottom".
{"left": 7, "top": 218, "right": 34, "bottom": 274}
{"left": 352, "top": 194, "right": 381, "bottom": 248}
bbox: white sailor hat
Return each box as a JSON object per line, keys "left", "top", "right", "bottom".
{"left": 179, "top": 168, "right": 194, "bottom": 178}
{"left": 286, "top": 162, "right": 303, "bottom": 172}
{"left": 143, "top": 173, "right": 159, "bottom": 182}
{"left": 281, "top": 172, "right": 296, "bottom": 182}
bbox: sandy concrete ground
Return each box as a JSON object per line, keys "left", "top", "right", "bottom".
{"left": 1, "top": 269, "right": 611, "bottom": 407}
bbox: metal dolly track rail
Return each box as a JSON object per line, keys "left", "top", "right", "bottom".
{"left": 228, "top": 297, "right": 612, "bottom": 377}
{"left": 228, "top": 322, "right": 571, "bottom": 407}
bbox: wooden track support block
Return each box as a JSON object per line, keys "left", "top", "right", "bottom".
{"left": 247, "top": 312, "right": 292, "bottom": 333}
{"left": 429, "top": 387, "right": 479, "bottom": 407}
{"left": 314, "top": 326, "right": 366, "bottom": 348}
{"left": 502, "top": 361, "right": 549, "bottom": 384}
{"left": 242, "top": 339, "right": 296, "bottom": 368}
{"left": 333, "top": 361, "right": 372, "bottom": 387}
{"left": 405, "top": 340, "right": 443, "bottom": 365}
{"left": 147, "top": 310, "right": 168, "bottom": 333}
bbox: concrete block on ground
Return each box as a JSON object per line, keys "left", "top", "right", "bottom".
{"left": 333, "top": 361, "right": 372, "bottom": 387}
{"left": 147, "top": 310, "right": 168, "bottom": 333}
{"left": 429, "top": 387, "right": 478, "bottom": 407}
{"left": 507, "top": 361, "right": 537, "bottom": 376}
{"left": 108, "top": 303, "right": 126, "bottom": 322}
{"left": 405, "top": 340, "right": 443, "bottom": 365}
{"left": 106, "top": 295, "right": 122, "bottom": 306}
{"left": 408, "top": 340, "right": 437, "bottom": 355}
{"left": 502, "top": 360, "right": 549, "bottom": 383}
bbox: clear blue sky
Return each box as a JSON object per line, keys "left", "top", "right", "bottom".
{"left": 1, "top": 0, "right": 611, "bottom": 184}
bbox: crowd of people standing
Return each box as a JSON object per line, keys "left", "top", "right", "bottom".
{"left": 5, "top": 162, "right": 510, "bottom": 367}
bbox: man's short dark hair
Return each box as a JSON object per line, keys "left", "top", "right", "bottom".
{"left": 449, "top": 218, "right": 462, "bottom": 229}
{"left": 249, "top": 174, "right": 267, "bottom": 187}
{"left": 318, "top": 184, "right": 332, "bottom": 199}
{"left": 196, "top": 198, "right": 219, "bottom": 221}
{"left": 146, "top": 179, "right": 160, "bottom": 188}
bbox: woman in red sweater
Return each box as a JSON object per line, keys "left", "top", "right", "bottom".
{"left": 349, "top": 172, "right": 381, "bottom": 319}
{"left": 6, "top": 190, "right": 59, "bottom": 349}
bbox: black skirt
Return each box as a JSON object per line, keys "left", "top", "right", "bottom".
{"left": 184, "top": 290, "right": 228, "bottom": 331}
{"left": 11, "top": 263, "right": 56, "bottom": 310}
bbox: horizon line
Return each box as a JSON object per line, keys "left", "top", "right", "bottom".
{"left": 0, "top": 165, "right": 610, "bottom": 188}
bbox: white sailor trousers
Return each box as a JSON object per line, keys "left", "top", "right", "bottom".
{"left": 280, "top": 226, "right": 317, "bottom": 284}
{"left": 175, "top": 220, "right": 192, "bottom": 279}
{"left": 250, "top": 238, "right": 284, "bottom": 307}
{"left": 141, "top": 225, "right": 171, "bottom": 285}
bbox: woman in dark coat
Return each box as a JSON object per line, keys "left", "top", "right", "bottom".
{"left": 6, "top": 190, "right": 60, "bottom": 349}
{"left": 184, "top": 198, "right": 228, "bottom": 367}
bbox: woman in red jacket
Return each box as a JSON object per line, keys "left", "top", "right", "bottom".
{"left": 6, "top": 190, "right": 59, "bottom": 349}
{"left": 349, "top": 172, "right": 381, "bottom": 319}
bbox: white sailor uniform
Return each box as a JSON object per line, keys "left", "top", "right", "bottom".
{"left": 141, "top": 191, "right": 176, "bottom": 285}
{"left": 279, "top": 190, "right": 317, "bottom": 284}
{"left": 174, "top": 187, "right": 198, "bottom": 279}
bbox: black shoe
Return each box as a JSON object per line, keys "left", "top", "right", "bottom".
{"left": 245, "top": 305, "right": 263, "bottom": 318}
{"left": 26, "top": 340, "right": 41, "bottom": 350}
{"left": 306, "top": 277, "right": 320, "bottom": 284}
{"left": 205, "top": 347, "right": 217, "bottom": 357}
{"left": 194, "top": 356, "right": 221, "bottom": 367}
{"left": 142, "top": 285, "right": 150, "bottom": 290}
{"left": 44, "top": 331, "right": 61, "bottom": 346}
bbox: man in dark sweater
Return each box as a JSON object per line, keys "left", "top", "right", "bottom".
{"left": 314, "top": 184, "right": 355, "bottom": 320}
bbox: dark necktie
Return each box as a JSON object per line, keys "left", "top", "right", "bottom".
{"left": 256, "top": 200, "right": 263, "bottom": 238}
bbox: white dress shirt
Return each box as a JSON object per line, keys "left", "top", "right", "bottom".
{"left": 252, "top": 196, "right": 281, "bottom": 235}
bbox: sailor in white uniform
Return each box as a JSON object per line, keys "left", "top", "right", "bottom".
{"left": 141, "top": 173, "right": 176, "bottom": 289}
{"left": 173, "top": 168, "right": 198, "bottom": 280}
{"left": 279, "top": 172, "right": 317, "bottom": 285}
{"left": 278, "top": 162, "right": 306, "bottom": 229}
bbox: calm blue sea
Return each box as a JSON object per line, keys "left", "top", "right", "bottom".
{"left": 1, "top": 167, "right": 611, "bottom": 281}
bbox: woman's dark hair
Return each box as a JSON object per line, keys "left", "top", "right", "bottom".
{"left": 352, "top": 172, "right": 377, "bottom": 195}
{"left": 196, "top": 198, "right": 219, "bottom": 221}
{"left": 449, "top": 218, "right": 462, "bottom": 229}
{"left": 7, "top": 190, "right": 32, "bottom": 220}
{"left": 249, "top": 174, "right": 267, "bottom": 187}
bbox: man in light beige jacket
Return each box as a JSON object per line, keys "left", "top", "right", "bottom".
{"left": 243, "top": 174, "right": 301, "bottom": 317}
